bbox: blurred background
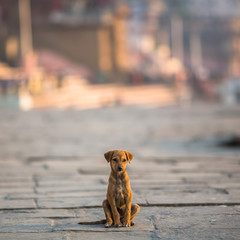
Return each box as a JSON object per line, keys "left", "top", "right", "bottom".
{"left": 1, "top": 2, "right": 240, "bottom": 236}
{"left": 0, "top": 0, "right": 240, "bottom": 110}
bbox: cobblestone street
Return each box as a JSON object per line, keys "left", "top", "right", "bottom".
{"left": 0, "top": 105, "right": 240, "bottom": 239}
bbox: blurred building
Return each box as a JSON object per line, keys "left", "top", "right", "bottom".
{"left": 0, "top": 0, "right": 240, "bottom": 83}
{"left": 0, "top": 0, "right": 131, "bottom": 83}
{"left": 186, "top": 0, "right": 240, "bottom": 77}
{"left": 127, "top": 0, "right": 240, "bottom": 78}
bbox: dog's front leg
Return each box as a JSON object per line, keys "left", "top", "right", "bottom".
{"left": 122, "top": 194, "right": 132, "bottom": 227}
{"left": 108, "top": 196, "right": 121, "bottom": 227}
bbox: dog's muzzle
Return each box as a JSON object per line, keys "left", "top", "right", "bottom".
{"left": 117, "top": 166, "right": 123, "bottom": 172}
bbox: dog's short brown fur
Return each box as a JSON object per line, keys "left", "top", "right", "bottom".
{"left": 102, "top": 149, "right": 140, "bottom": 228}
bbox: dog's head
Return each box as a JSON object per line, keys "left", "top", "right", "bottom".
{"left": 104, "top": 149, "right": 133, "bottom": 174}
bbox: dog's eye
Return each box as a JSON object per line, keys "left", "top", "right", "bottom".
{"left": 113, "top": 158, "right": 117, "bottom": 162}
{"left": 123, "top": 159, "right": 126, "bottom": 162}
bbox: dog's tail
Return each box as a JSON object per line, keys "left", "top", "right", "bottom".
{"left": 78, "top": 219, "right": 106, "bottom": 225}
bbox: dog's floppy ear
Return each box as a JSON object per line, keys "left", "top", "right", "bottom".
{"left": 125, "top": 151, "right": 133, "bottom": 163}
{"left": 104, "top": 150, "right": 114, "bottom": 162}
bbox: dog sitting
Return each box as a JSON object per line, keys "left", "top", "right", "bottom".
{"left": 102, "top": 149, "right": 140, "bottom": 227}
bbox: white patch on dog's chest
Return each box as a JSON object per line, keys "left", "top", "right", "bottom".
{"left": 117, "top": 185, "right": 123, "bottom": 194}
{"left": 116, "top": 180, "right": 124, "bottom": 200}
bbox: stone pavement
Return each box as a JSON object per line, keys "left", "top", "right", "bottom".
{"left": 0, "top": 105, "right": 240, "bottom": 239}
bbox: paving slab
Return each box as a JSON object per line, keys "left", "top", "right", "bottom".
{"left": 0, "top": 233, "right": 65, "bottom": 240}
{"left": 0, "top": 199, "right": 36, "bottom": 210}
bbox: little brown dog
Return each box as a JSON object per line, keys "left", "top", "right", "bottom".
{"left": 102, "top": 149, "right": 140, "bottom": 228}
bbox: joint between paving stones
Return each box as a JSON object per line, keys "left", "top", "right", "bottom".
{"left": 149, "top": 215, "right": 160, "bottom": 239}
{"left": 1, "top": 202, "right": 240, "bottom": 212}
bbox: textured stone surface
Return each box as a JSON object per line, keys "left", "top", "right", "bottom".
{"left": 0, "top": 207, "right": 239, "bottom": 239}
{"left": 0, "top": 105, "right": 240, "bottom": 239}
{"left": 1, "top": 105, "right": 240, "bottom": 158}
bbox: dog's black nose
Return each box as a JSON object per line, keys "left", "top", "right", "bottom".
{"left": 117, "top": 166, "right": 123, "bottom": 171}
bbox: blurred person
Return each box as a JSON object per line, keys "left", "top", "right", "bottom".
{"left": 174, "top": 69, "right": 192, "bottom": 106}
{"left": 189, "top": 66, "right": 215, "bottom": 102}
{"left": 219, "top": 76, "right": 240, "bottom": 105}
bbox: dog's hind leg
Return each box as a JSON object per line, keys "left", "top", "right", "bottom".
{"left": 130, "top": 204, "right": 140, "bottom": 225}
{"left": 102, "top": 199, "right": 113, "bottom": 227}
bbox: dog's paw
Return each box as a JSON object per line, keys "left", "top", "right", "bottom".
{"left": 122, "top": 222, "right": 131, "bottom": 227}
{"left": 131, "top": 221, "right": 135, "bottom": 226}
{"left": 104, "top": 222, "right": 112, "bottom": 228}
{"left": 114, "top": 223, "right": 122, "bottom": 227}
